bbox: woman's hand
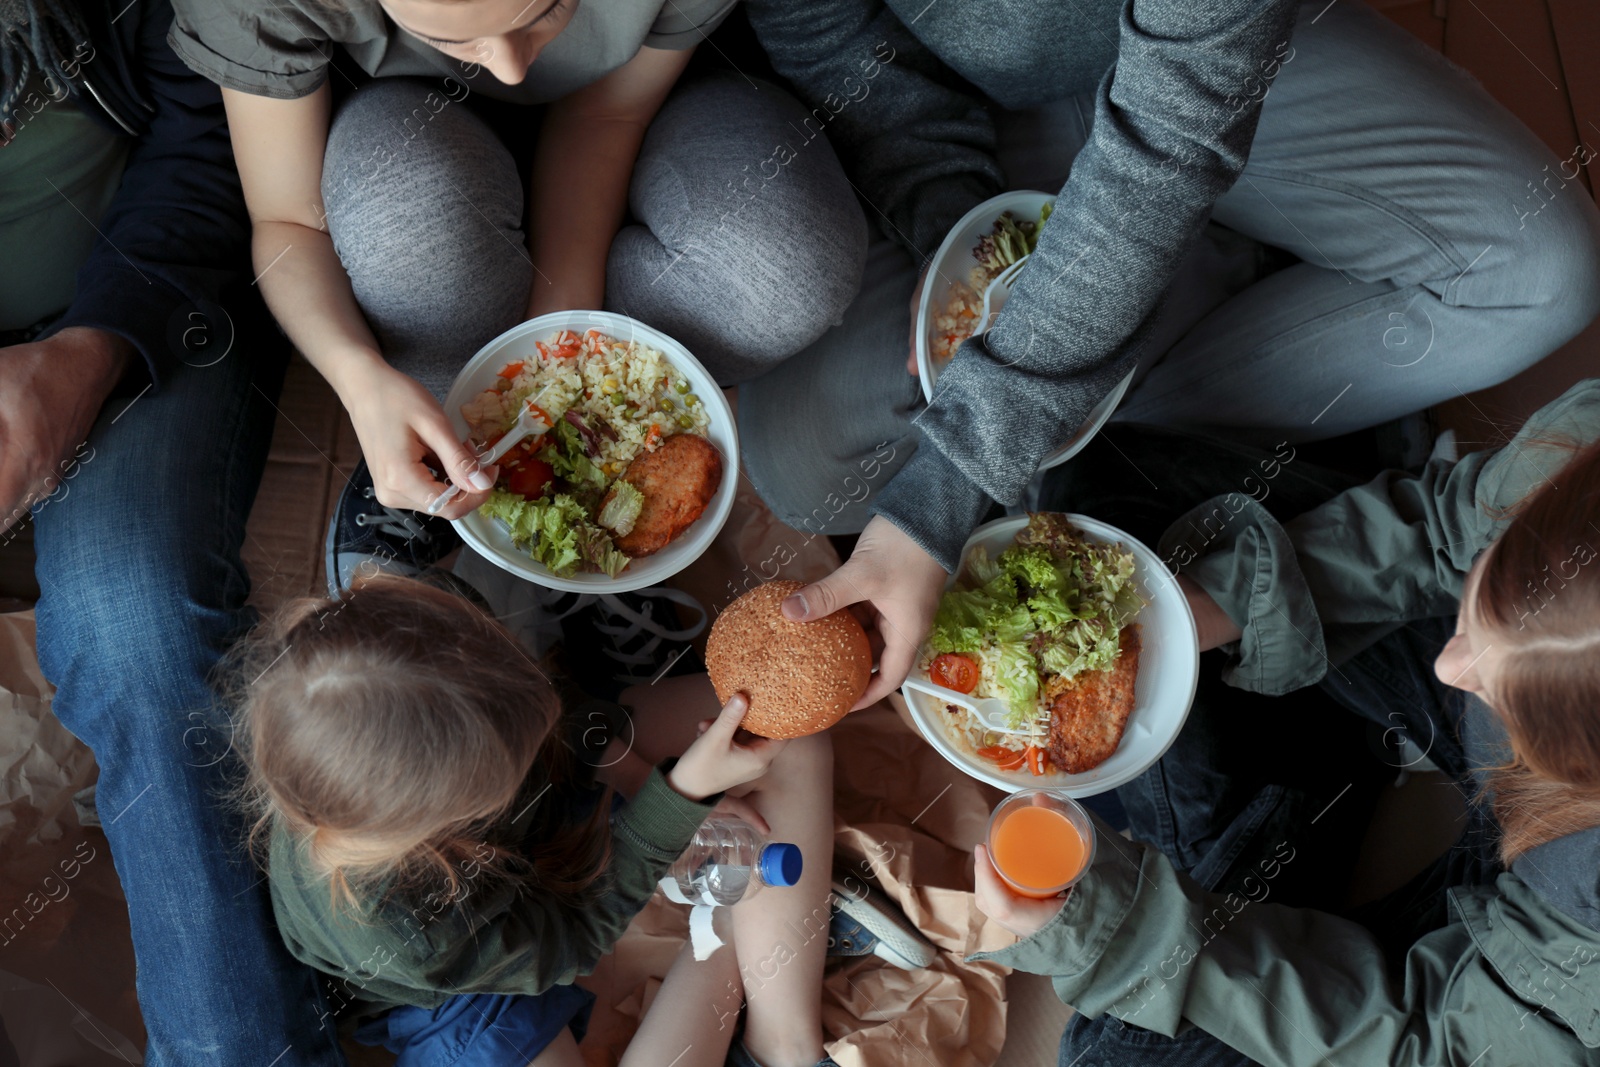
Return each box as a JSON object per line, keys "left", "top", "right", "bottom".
{"left": 973, "top": 844, "right": 1069, "bottom": 939}
{"left": 340, "top": 360, "right": 496, "bottom": 520}
{"left": 667, "top": 694, "right": 789, "bottom": 801}
{"left": 782, "top": 515, "right": 947, "bottom": 709}
{"left": 1178, "top": 574, "right": 1243, "bottom": 653}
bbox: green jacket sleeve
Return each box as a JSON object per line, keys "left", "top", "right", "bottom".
{"left": 392, "top": 765, "right": 714, "bottom": 997}
{"left": 972, "top": 816, "right": 1600, "bottom": 1065}
{"left": 1156, "top": 379, "right": 1600, "bottom": 695}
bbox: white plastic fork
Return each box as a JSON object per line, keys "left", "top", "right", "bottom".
{"left": 901, "top": 676, "right": 1031, "bottom": 734}
{"left": 424, "top": 401, "right": 552, "bottom": 515}
{"left": 977, "top": 256, "right": 1029, "bottom": 333}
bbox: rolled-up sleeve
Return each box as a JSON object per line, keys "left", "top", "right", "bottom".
{"left": 168, "top": 0, "right": 331, "bottom": 98}
{"left": 1159, "top": 379, "right": 1600, "bottom": 695}
{"left": 1159, "top": 497, "right": 1328, "bottom": 696}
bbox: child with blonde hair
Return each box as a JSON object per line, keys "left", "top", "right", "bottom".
{"left": 230, "top": 574, "right": 839, "bottom": 1067}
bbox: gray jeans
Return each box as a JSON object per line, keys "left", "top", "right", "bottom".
{"left": 739, "top": 0, "right": 1600, "bottom": 534}
{"left": 321, "top": 72, "right": 869, "bottom": 398}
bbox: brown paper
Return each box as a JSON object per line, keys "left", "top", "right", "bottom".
{"left": 578, "top": 701, "right": 1017, "bottom": 1067}
{"left": 0, "top": 612, "right": 145, "bottom": 1059}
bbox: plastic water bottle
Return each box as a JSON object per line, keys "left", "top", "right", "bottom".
{"left": 666, "top": 817, "right": 803, "bottom": 906}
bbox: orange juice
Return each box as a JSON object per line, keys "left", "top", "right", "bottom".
{"left": 991, "top": 805, "right": 1087, "bottom": 897}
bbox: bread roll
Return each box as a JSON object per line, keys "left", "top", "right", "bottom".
{"left": 706, "top": 580, "right": 873, "bottom": 739}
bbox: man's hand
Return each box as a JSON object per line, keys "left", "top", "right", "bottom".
{"left": 974, "top": 844, "right": 1069, "bottom": 940}
{"left": 0, "top": 328, "right": 130, "bottom": 532}
{"left": 780, "top": 515, "right": 947, "bottom": 709}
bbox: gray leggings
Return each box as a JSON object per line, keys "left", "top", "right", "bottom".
{"left": 738, "top": 0, "right": 1600, "bottom": 534}
{"left": 320, "top": 73, "right": 869, "bottom": 398}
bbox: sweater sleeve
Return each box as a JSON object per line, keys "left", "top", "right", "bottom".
{"left": 971, "top": 821, "right": 1599, "bottom": 1066}
{"left": 884, "top": 0, "right": 1300, "bottom": 542}
{"left": 743, "top": 0, "right": 1004, "bottom": 258}
{"left": 42, "top": 0, "right": 253, "bottom": 389}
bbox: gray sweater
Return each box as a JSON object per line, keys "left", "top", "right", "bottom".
{"left": 747, "top": 0, "right": 1301, "bottom": 569}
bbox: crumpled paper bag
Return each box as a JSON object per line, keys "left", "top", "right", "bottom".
{"left": 578, "top": 700, "right": 1017, "bottom": 1067}
{"left": 0, "top": 612, "right": 144, "bottom": 1061}
{"left": 0, "top": 612, "right": 95, "bottom": 848}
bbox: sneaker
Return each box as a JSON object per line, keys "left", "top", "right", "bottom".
{"left": 829, "top": 860, "right": 938, "bottom": 970}
{"left": 546, "top": 587, "right": 708, "bottom": 700}
{"left": 324, "top": 461, "right": 462, "bottom": 596}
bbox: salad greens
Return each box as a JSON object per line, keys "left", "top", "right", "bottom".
{"left": 974, "top": 202, "right": 1053, "bottom": 276}
{"left": 481, "top": 489, "right": 629, "bottom": 579}
{"left": 927, "top": 513, "right": 1142, "bottom": 727}
{"left": 539, "top": 420, "right": 605, "bottom": 498}
{"left": 597, "top": 480, "right": 643, "bottom": 537}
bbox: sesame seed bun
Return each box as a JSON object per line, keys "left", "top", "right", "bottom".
{"left": 706, "top": 580, "right": 873, "bottom": 739}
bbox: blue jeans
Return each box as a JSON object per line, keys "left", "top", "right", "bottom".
{"left": 739, "top": 0, "right": 1600, "bottom": 533}
{"left": 32, "top": 321, "right": 342, "bottom": 1066}
{"left": 1039, "top": 427, "right": 1501, "bottom": 1067}
{"left": 353, "top": 987, "right": 594, "bottom": 1067}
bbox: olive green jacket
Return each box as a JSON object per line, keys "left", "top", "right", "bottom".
{"left": 268, "top": 765, "right": 715, "bottom": 1016}
{"left": 974, "top": 379, "right": 1600, "bottom": 1065}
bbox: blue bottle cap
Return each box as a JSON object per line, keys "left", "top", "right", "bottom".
{"left": 760, "top": 843, "right": 803, "bottom": 888}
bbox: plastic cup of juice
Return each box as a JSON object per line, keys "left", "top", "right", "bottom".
{"left": 985, "top": 788, "right": 1096, "bottom": 898}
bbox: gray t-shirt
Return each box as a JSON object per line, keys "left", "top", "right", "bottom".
{"left": 168, "top": 0, "right": 736, "bottom": 104}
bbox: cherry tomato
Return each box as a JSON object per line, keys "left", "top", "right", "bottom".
{"left": 504, "top": 458, "right": 555, "bottom": 500}
{"left": 931, "top": 653, "right": 980, "bottom": 694}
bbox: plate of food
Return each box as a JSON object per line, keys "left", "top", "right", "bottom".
{"left": 900, "top": 513, "right": 1198, "bottom": 795}
{"left": 444, "top": 310, "right": 736, "bottom": 592}
{"left": 914, "top": 192, "right": 1135, "bottom": 471}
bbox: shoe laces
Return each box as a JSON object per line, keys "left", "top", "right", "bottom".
{"left": 353, "top": 487, "right": 433, "bottom": 544}
{"left": 542, "top": 586, "right": 707, "bottom": 673}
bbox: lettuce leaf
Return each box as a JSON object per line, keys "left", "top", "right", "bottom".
{"left": 926, "top": 513, "right": 1145, "bottom": 726}
{"left": 597, "top": 480, "right": 644, "bottom": 537}
{"left": 539, "top": 421, "right": 606, "bottom": 493}
{"left": 480, "top": 489, "right": 627, "bottom": 578}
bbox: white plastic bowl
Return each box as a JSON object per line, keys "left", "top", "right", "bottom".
{"left": 901, "top": 514, "right": 1199, "bottom": 797}
{"left": 914, "top": 192, "right": 1134, "bottom": 471}
{"left": 444, "top": 311, "right": 738, "bottom": 593}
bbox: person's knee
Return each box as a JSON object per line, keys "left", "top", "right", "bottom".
{"left": 325, "top": 79, "right": 496, "bottom": 218}
{"left": 322, "top": 79, "right": 529, "bottom": 369}
{"left": 34, "top": 528, "right": 243, "bottom": 734}
{"left": 608, "top": 75, "right": 868, "bottom": 380}
{"left": 1497, "top": 180, "right": 1600, "bottom": 340}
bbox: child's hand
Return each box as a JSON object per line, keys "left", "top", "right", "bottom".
{"left": 973, "top": 844, "right": 1070, "bottom": 940}
{"left": 667, "top": 694, "right": 788, "bottom": 801}
{"left": 1178, "top": 574, "right": 1242, "bottom": 653}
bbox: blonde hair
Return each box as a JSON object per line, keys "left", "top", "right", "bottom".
{"left": 1472, "top": 437, "right": 1600, "bottom": 863}
{"left": 227, "top": 574, "right": 610, "bottom": 913}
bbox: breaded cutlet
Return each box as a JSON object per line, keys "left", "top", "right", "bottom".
{"left": 605, "top": 432, "right": 723, "bottom": 557}
{"left": 1046, "top": 625, "right": 1141, "bottom": 774}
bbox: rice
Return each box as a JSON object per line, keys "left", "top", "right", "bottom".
{"left": 461, "top": 328, "right": 711, "bottom": 478}
{"left": 929, "top": 265, "right": 1001, "bottom": 367}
